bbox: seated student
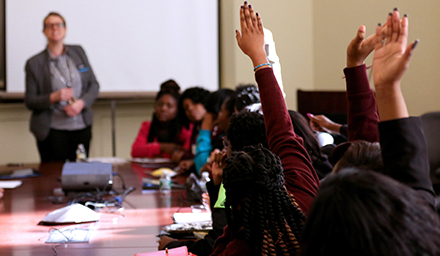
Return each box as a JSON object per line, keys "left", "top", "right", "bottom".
{"left": 177, "top": 87, "right": 210, "bottom": 170}
{"left": 211, "top": 3, "right": 319, "bottom": 255}
{"left": 192, "top": 89, "right": 235, "bottom": 175}
{"left": 158, "top": 110, "right": 267, "bottom": 256}
{"left": 131, "top": 80, "right": 192, "bottom": 162}
{"left": 301, "top": 9, "right": 440, "bottom": 255}
{"left": 313, "top": 22, "right": 383, "bottom": 173}
{"left": 289, "top": 110, "right": 333, "bottom": 179}
{"left": 234, "top": 84, "right": 261, "bottom": 113}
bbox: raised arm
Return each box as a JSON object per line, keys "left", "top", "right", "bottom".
{"left": 373, "top": 9, "right": 433, "bottom": 206}
{"left": 236, "top": 2, "right": 319, "bottom": 214}
{"left": 343, "top": 25, "right": 380, "bottom": 142}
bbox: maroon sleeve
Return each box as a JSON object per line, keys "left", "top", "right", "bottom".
{"left": 210, "top": 226, "right": 249, "bottom": 256}
{"left": 344, "top": 64, "right": 379, "bottom": 142}
{"left": 255, "top": 68, "right": 319, "bottom": 215}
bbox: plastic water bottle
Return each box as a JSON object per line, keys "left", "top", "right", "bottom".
{"left": 199, "top": 172, "right": 211, "bottom": 193}
{"left": 76, "top": 144, "right": 87, "bottom": 162}
{"left": 159, "top": 170, "right": 171, "bottom": 194}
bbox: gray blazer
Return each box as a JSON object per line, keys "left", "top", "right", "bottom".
{"left": 24, "top": 45, "right": 100, "bottom": 141}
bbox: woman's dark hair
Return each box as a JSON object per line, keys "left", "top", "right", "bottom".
{"left": 234, "top": 84, "right": 260, "bottom": 112}
{"left": 288, "top": 110, "right": 332, "bottom": 179}
{"left": 288, "top": 110, "right": 326, "bottom": 162}
{"left": 226, "top": 111, "right": 268, "bottom": 151}
{"left": 223, "top": 145, "right": 306, "bottom": 255}
{"left": 330, "top": 140, "right": 384, "bottom": 173}
{"left": 43, "top": 12, "right": 66, "bottom": 29}
{"left": 301, "top": 168, "right": 440, "bottom": 256}
{"left": 204, "top": 88, "right": 235, "bottom": 115}
{"left": 147, "top": 80, "right": 181, "bottom": 143}
{"left": 178, "top": 87, "right": 210, "bottom": 128}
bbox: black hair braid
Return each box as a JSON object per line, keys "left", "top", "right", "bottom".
{"left": 223, "top": 145, "right": 304, "bottom": 255}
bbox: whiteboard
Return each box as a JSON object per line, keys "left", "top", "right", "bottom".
{"left": 5, "top": 0, "right": 219, "bottom": 93}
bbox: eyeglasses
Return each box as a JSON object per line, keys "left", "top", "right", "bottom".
{"left": 44, "top": 23, "right": 65, "bottom": 29}
{"left": 222, "top": 136, "right": 230, "bottom": 149}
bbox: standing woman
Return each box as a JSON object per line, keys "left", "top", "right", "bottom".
{"left": 131, "top": 80, "right": 193, "bottom": 162}
{"left": 24, "top": 12, "right": 99, "bottom": 162}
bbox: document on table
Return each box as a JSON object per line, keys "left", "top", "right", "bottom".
{"left": 0, "top": 180, "right": 22, "bottom": 189}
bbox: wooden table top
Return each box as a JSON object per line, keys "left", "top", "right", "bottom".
{"left": 0, "top": 162, "right": 193, "bottom": 256}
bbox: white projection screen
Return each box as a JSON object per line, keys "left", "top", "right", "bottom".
{"left": 5, "top": 0, "right": 219, "bottom": 93}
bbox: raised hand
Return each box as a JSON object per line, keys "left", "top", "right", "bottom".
{"left": 373, "top": 9, "right": 417, "bottom": 121}
{"left": 235, "top": 2, "right": 268, "bottom": 69}
{"left": 373, "top": 9, "right": 417, "bottom": 89}
{"left": 346, "top": 25, "right": 377, "bottom": 68}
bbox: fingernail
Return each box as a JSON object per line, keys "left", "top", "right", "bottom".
{"left": 241, "top": 5, "right": 244, "bottom": 8}
{"left": 307, "top": 113, "right": 313, "bottom": 117}
{"left": 256, "top": 12, "right": 259, "bottom": 16}
{"left": 378, "top": 23, "right": 381, "bottom": 26}
{"left": 412, "top": 39, "right": 419, "bottom": 49}
{"left": 404, "top": 14, "right": 407, "bottom": 17}
{"left": 244, "top": 1, "right": 247, "bottom": 4}
{"left": 249, "top": 4, "right": 252, "bottom": 8}
{"left": 388, "top": 12, "right": 392, "bottom": 16}
{"left": 393, "top": 7, "right": 398, "bottom": 11}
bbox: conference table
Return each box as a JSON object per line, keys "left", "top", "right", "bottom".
{"left": 0, "top": 161, "right": 194, "bottom": 256}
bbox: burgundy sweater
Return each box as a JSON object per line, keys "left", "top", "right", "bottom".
{"left": 211, "top": 68, "right": 320, "bottom": 256}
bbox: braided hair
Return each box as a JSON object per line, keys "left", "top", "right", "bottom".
{"left": 223, "top": 145, "right": 306, "bottom": 256}
{"left": 234, "top": 84, "right": 260, "bottom": 112}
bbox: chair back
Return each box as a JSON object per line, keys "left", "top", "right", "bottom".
{"left": 421, "top": 111, "right": 440, "bottom": 193}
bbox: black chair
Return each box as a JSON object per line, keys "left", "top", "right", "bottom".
{"left": 421, "top": 111, "right": 440, "bottom": 195}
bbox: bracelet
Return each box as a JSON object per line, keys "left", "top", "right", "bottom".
{"left": 253, "top": 63, "right": 271, "bottom": 71}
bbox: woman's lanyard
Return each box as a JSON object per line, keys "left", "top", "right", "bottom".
{"left": 51, "top": 57, "right": 74, "bottom": 88}
{"left": 51, "top": 57, "right": 76, "bottom": 103}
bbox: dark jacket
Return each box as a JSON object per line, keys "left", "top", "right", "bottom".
{"left": 24, "top": 45, "right": 99, "bottom": 141}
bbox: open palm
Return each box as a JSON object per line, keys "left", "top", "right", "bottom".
{"left": 372, "top": 11, "right": 414, "bottom": 88}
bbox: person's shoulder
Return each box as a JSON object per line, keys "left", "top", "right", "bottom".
{"left": 26, "top": 49, "right": 48, "bottom": 66}
{"left": 65, "top": 45, "right": 87, "bottom": 56}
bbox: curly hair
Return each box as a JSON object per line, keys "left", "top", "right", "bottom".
{"left": 223, "top": 145, "right": 306, "bottom": 255}
{"left": 204, "top": 89, "right": 235, "bottom": 115}
{"left": 178, "top": 87, "right": 210, "bottom": 129}
{"left": 234, "top": 84, "right": 260, "bottom": 112}
{"left": 226, "top": 111, "right": 268, "bottom": 151}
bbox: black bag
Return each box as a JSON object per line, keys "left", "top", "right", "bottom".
{"left": 184, "top": 173, "right": 202, "bottom": 203}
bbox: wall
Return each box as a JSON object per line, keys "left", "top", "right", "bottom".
{"left": 1, "top": 1, "right": 438, "bottom": 164}
{"left": 312, "top": 0, "right": 440, "bottom": 115}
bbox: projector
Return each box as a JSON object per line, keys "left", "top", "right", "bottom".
{"left": 61, "top": 162, "right": 113, "bottom": 193}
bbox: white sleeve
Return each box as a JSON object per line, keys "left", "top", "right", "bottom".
{"left": 264, "top": 27, "right": 285, "bottom": 99}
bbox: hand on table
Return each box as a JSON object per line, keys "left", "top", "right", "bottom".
{"left": 178, "top": 160, "right": 194, "bottom": 173}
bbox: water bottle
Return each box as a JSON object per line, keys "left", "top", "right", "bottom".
{"left": 159, "top": 169, "right": 171, "bottom": 194}
{"left": 76, "top": 144, "right": 87, "bottom": 162}
{"left": 199, "top": 172, "right": 211, "bottom": 193}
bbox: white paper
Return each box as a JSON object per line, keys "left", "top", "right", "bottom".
{"left": 131, "top": 158, "right": 172, "bottom": 164}
{"left": 172, "top": 212, "right": 212, "bottom": 224}
{"left": 41, "top": 203, "right": 100, "bottom": 224}
{"left": 46, "top": 227, "right": 93, "bottom": 243}
{"left": 0, "top": 180, "right": 22, "bottom": 189}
